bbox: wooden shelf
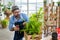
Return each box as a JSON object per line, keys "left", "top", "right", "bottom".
{"left": 44, "top": 0, "right": 60, "bottom": 35}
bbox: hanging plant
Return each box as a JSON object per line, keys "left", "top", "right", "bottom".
{"left": 2, "top": 2, "right": 13, "bottom": 20}
{"left": 0, "top": 2, "right": 13, "bottom": 12}
{"left": 0, "top": 3, "right": 3, "bottom": 7}
{"left": 57, "top": 2, "right": 60, "bottom": 6}
{"left": 44, "top": 0, "right": 46, "bottom": 5}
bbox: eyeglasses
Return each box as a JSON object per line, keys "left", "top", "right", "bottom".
{"left": 13, "top": 10, "right": 20, "bottom": 13}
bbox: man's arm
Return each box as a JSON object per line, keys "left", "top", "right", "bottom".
{"left": 22, "top": 13, "right": 29, "bottom": 22}
{"left": 9, "top": 18, "right": 14, "bottom": 31}
{"left": 9, "top": 17, "right": 19, "bottom": 31}
{"left": 22, "top": 13, "right": 29, "bottom": 26}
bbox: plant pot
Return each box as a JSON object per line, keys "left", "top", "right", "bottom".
{"left": 24, "top": 32, "right": 42, "bottom": 40}
{"left": 4, "top": 9, "right": 12, "bottom": 19}
{"left": 1, "top": 19, "right": 8, "bottom": 29}
{"left": 2, "top": 24, "right": 7, "bottom": 28}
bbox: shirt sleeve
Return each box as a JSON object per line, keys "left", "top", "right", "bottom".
{"left": 9, "top": 17, "right": 14, "bottom": 30}
{"left": 22, "top": 13, "right": 29, "bottom": 22}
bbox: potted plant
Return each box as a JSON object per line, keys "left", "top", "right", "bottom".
{"left": 2, "top": 2, "right": 12, "bottom": 20}
{"left": 0, "top": 2, "right": 13, "bottom": 18}
{"left": 0, "top": 3, "right": 3, "bottom": 7}
{"left": 0, "top": 3, "right": 3, "bottom": 15}
{"left": 0, "top": 2, "right": 13, "bottom": 29}
{"left": 44, "top": 0, "right": 46, "bottom": 4}
{"left": 24, "top": 19, "right": 42, "bottom": 40}
{"left": 1, "top": 19, "right": 8, "bottom": 28}
{"left": 22, "top": 7, "right": 44, "bottom": 40}
{"left": 2, "top": 2, "right": 13, "bottom": 11}
{"left": 4, "top": 9, "right": 12, "bottom": 20}
{"left": 57, "top": 2, "right": 60, "bottom": 6}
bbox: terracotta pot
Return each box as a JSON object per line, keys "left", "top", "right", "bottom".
{"left": 24, "top": 32, "right": 42, "bottom": 40}
{"left": 4, "top": 9, "right": 12, "bottom": 20}
{"left": 2, "top": 24, "right": 7, "bottom": 28}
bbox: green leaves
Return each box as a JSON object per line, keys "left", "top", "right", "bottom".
{"left": 24, "top": 7, "right": 44, "bottom": 35}
{"left": 0, "top": 3, "right": 3, "bottom": 7}
{"left": 0, "top": 2, "right": 13, "bottom": 12}
{"left": 25, "top": 21, "right": 42, "bottom": 35}
{"left": 1, "top": 19, "right": 8, "bottom": 28}
{"left": 57, "top": 2, "right": 60, "bottom": 4}
{"left": 8, "top": 2, "right": 13, "bottom": 7}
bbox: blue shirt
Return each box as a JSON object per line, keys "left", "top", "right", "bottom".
{"left": 9, "top": 13, "right": 29, "bottom": 30}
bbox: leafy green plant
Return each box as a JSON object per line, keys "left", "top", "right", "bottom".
{"left": 7, "top": 2, "right": 13, "bottom": 10}
{"left": 1, "top": 2, "right": 13, "bottom": 12}
{"left": 44, "top": 0, "right": 46, "bottom": 3}
{"left": 0, "top": 3, "right": 3, "bottom": 7}
{"left": 57, "top": 2, "right": 60, "bottom": 6}
{"left": 25, "top": 21, "right": 42, "bottom": 35}
{"left": 1, "top": 19, "right": 8, "bottom": 28}
{"left": 23, "top": 7, "right": 44, "bottom": 35}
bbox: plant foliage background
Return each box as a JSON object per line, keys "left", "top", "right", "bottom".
{"left": 24, "top": 7, "right": 44, "bottom": 35}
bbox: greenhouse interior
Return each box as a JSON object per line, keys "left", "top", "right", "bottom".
{"left": 0, "top": 0, "right": 60, "bottom": 40}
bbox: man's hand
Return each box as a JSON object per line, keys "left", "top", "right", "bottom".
{"left": 14, "top": 25, "right": 19, "bottom": 31}
{"left": 23, "top": 22, "right": 26, "bottom": 26}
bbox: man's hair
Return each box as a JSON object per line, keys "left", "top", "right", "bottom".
{"left": 12, "top": 6, "right": 19, "bottom": 12}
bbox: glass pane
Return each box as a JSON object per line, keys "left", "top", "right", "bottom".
{"left": 17, "top": 5, "right": 21, "bottom": 9}
{"left": 53, "top": 0, "right": 58, "bottom": 2}
{"left": 37, "top": 3, "right": 43, "bottom": 7}
{"left": 29, "top": 0, "right": 36, "bottom": 3}
{"left": 15, "top": 0, "right": 21, "bottom": 5}
{"left": 29, "top": 11, "right": 36, "bottom": 14}
{"left": 28, "top": 11, "right": 36, "bottom": 17}
{"left": 29, "top": 4, "right": 36, "bottom": 11}
{"left": 4, "top": 0, "right": 14, "bottom": 5}
{"left": 37, "top": 3, "right": 43, "bottom": 10}
{"left": 21, "top": 10, "right": 27, "bottom": 14}
{"left": 37, "top": 7, "right": 44, "bottom": 12}
{"left": 20, "top": 3, "right": 27, "bottom": 5}
{"left": 37, "top": 0, "right": 43, "bottom": 2}
{"left": 21, "top": 0, "right": 27, "bottom": 3}
{"left": 37, "top": 7, "right": 40, "bottom": 11}
{"left": 21, "top": 5, "right": 27, "bottom": 10}
{"left": 55, "top": 2, "right": 58, "bottom": 6}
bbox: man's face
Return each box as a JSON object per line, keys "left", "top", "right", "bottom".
{"left": 13, "top": 10, "right": 20, "bottom": 17}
